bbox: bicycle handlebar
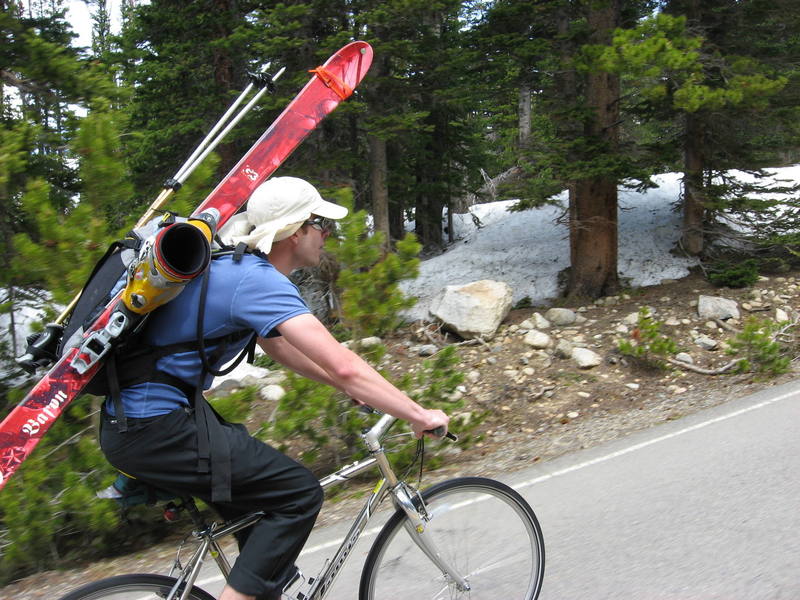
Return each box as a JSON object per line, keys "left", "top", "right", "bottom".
{"left": 427, "top": 426, "right": 458, "bottom": 441}
{"left": 359, "top": 405, "right": 457, "bottom": 441}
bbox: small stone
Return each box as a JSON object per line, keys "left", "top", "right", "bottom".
{"left": 554, "top": 338, "right": 574, "bottom": 359}
{"left": 674, "top": 352, "right": 694, "bottom": 364}
{"left": 694, "top": 335, "right": 719, "bottom": 351}
{"left": 447, "top": 390, "right": 463, "bottom": 402}
{"left": 522, "top": 367, "right": 535, "bottom": 376}
{"left": 259, "top": 384, "right": 285, "bottom": 403}
{"left": 567, "top": 411, "right": 580, "bottom": 419}
{"left": 523, "top": 330, "right": 552, "bottom": 349}
{"left": 467, "top": 370, "right": 480, "bottom": 383}
{"left": 776, "top": 308, "right": 790, "bottom": 322}
{"left": 418, "top": 344, "right": 438, "bottom": 356}
{"left": 577, "top": 392, "right": 591, "bottom": 399}
{"left": 697, "top": 295, "right": 740, "bottom": 320}
{"left": 623, "top": 312, "right": 640, "bottom": 325}
{"left": 625, "top": 383, "right": 640, "bottom": 390}
{"left": 572, "top": 348, "right": 602, "bottom": 369}
{"left": 665, "top": 317, "right": 680, "bottom": 326}
{"left": 544, "top": 308, "right": 577, "bottom": 326}
{"left": 531, "top": 313, "right": 551, "bottom": 329}
{"left": 358, "top": 336, "right": 383, "bottom": 348}
{"left": 705, "top": 321, "right": 718, "bottom": 330}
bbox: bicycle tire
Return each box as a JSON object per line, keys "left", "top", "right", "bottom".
{"left": 359, "top": 476, "right": 545, "bottom": 600}
{"left": 57, "top": 573, "right": 216, "bottom": 600}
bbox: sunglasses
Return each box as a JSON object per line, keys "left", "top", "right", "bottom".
{"left": 304, "top": 216, "right": 337, "bottom": 235}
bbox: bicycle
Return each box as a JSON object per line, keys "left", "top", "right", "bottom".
{"left": 59, "top": 412, "right": 545, "bottom": 600}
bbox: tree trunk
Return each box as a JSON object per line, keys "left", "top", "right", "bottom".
{"left": 518, "top": 82, "right": 532, "bottom": 149}
{"left": 681, "top": 113, "right": 706, "bottom": 255}
{"left": 566, "top": 0, "right": 620, "bottom": 300}
{"left": 415, "top": 184, "right": 445, "bottom": 252}
{"left": 368, "top": 134, "right": 391, "bottom": 250}
{"left": 568, "top": 177, "right": 619, "bottom": 298}
{"left": 212, "top": 0, "right": 242, "bottom": 176}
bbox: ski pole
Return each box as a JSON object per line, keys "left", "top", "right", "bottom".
{"left": 134, "top": 66, "right": 286, "bottom": 229}
{"left": 174, "top": 67, "right": 287, "bottom": 192}
{"left": 172, "top": 64, "right": 278, "bottom": 184}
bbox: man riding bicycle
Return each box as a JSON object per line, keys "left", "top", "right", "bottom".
{"left": 99, "top": 176, "right": 449, "bottom": 600}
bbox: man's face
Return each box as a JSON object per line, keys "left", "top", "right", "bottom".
{"left": 295, "top": 216, "right": 333, "bottom": 267}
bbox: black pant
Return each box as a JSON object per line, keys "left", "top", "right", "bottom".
{"left": 100, "top": 407, "right": 324, "bottom": 599}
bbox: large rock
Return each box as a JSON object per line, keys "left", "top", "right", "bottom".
{"left": 697, "top": 295, "right": 740, "bottom": 320}
{"left": 429, "top": 280, "right": 513, "bottom": 339}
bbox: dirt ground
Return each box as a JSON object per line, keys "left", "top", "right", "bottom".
{"left": 3, "top": 270, "right": 799, "bottom": 599}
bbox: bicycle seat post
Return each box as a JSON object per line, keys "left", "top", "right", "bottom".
{"left": 181, "top": 498, "right": 208, "bottom": 530}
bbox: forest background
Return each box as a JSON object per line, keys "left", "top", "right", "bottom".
{"left": 2, "top": 0, "right": 800, "bottom": 583}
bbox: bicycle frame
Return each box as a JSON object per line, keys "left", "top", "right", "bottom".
{"left": 164, "top": 413, "right": 469, "bottom": 600}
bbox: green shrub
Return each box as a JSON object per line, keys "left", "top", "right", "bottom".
{"left": 0, "top": 396, "right": 121, "bottom": 584}
{"left": 726, "top": 317, "right": 792, "bottom": 376}
{"left": 617, "top": 307, "right": 678, "bottom": 370}
{"left": 325, "top": 190, "right": 420, "bottom": 338}
{"left": 707, "top": 258, "right": 759, "bottom": 288}
{"left": 258, "top": 345, "right": 474, "bottom": 475}
{"left": 209, "top": 386, "right": 258, "bottom": 423}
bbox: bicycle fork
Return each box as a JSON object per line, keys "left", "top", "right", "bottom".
{"left": 391, "top": 481, "right": 471, "bottom": 593}
{"left": 363, "top": 415, "right": 470, "bottom": 593}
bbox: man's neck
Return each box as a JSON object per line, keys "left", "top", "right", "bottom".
{"left": 266, "top": 249, "right": 295, "bottom": 276}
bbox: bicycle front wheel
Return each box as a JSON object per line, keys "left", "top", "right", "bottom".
{"left": 359, "top": 476, "right": 544, "bottom": 599}
{"left": 58, "top": 573, "right": 216, "bottom": 600}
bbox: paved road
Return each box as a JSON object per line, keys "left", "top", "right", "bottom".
{"left": 195, "top": 381, "right": 799, "bottom": 599}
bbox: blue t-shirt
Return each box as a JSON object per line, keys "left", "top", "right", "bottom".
{"left": 106, "top": 253, "right": 310, "bottom": 418}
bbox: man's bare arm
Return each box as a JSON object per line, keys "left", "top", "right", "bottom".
{"left": 275, "top": 313, "right": 448, "bottom": 438}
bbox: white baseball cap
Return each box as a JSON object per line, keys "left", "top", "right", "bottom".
{"left": 218, "top": 177, "right": 348, "bottom": 254}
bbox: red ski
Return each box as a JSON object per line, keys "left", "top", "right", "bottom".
{"left": 0, "top": 41, "right": 373, "bottom": 490}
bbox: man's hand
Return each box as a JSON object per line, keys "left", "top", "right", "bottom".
{"left": 411, "top": 408, "right": 450, "bottom": 439}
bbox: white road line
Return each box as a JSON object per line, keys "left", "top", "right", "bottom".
{"left": 195, "top": 387, "right": 796, "bottom": 590}
{"left": 514, "top": 387, "right": 796, "bottom": 490}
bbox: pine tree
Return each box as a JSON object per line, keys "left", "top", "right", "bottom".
{"left": 356, "top": 0, "right": 491, "bottom": 251}
{"left": 654, "top": 0, "right": 798, "bottom": 255}
{"left": 0, "top": 1, "right": 116, "bottom": 392}
{"left": 120, "top": 0, "right": 259, "bottom": 201}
